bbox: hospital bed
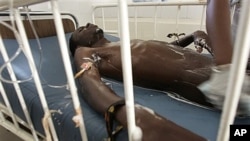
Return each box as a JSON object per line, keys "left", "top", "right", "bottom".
{"left": 0, "top": 0, "right": 250, "bottom": 141}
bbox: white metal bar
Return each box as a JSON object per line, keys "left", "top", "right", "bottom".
{"left": 92, "top": 1, "right": 207, "bottom": 39}
{"left": 175, "top": 5, "right": 181, "bottom": 34}
{"left": 101, "top": 8, "right": 106, "bottom": 31}
{"left": 216, "top": 1, "right": 250, "bottom": 141}
{"left": 0, "top": 110, "right": 5, "bottom": 120}
{"left": 0, "top": 110, "right": 5, "bottom": 122}
{"left": 117, "top": 8, "right": 120, "bottom": 38}
{"left": 104, "top": 30, "right": 119, "bottom": 35}
{"left": 0, "top": 103, "right": 46, "bottom": 140}
{"left": 0, "top": 118, "right": 36, "bottom": 141}
{"left": 91, "top": 7, "right": 96, "bottom": 24}
{"left": 50, "top": 0, "right": 88, "bottom": 141}
{"left": 0, "top": 32, "right": 39, "bottom": 141}
{"left": 0, "top": 35, "right": 20, "bottom": 129}
{"left": 153, "top": 6, "right": 158, "bottom": 40}
{"left": 200, "top": 5, "right": 206, "bottom": 30}
{"left": 93, "top": 1, "right": 207, "bottom": 10}
{"left": 91, "top": 0, "right": 207, "bottom": 27}
{"left": 134, "top": 7, "right": 138, "bottom": 39}
{"left": 0, "top": 74, "right": 19, "bottom": 129}
{"left": 0, "top": 0, "right": 49, "bottom": 11}
{"left": 118, "top": 0, "right": 142, "bottom": 141}
{"left": 14, "top": 9, "right": 57, "bottom": 141}
{"left": 230, "top": 4, "right": 236, "bottom": 24}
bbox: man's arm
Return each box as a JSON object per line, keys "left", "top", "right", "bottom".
{"left": 206, "top": 0, "right": 233, "bottom": 65}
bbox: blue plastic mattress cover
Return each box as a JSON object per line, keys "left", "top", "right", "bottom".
{"left": 0, "top": 33, "right": 249, "bottom": 141}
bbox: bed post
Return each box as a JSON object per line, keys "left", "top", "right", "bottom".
{"left": 0, "top": 34, "right": 40, "bottom": 140}
{"left": 217, "top": 0, "right": 250, "bottom": 141}
{"left": 118, "top": 0, "right": 142, "bottom": 141}
{"left": 14, "top": 8, "right": 58, "bottom": 141}
{"left": 50, "top": 0, "right": 88, "bottom": 141}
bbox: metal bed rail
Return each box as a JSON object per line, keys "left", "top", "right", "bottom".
{"left": 0, "top": 0, "right": 87, "bottom": 141}
{"left": 95, "top": 0, "right": 249, "bottom": 141}
{"left": 0, "top": 0, "right": 48, "bottom": 11}
{"left": 0, "top": 11, "right": 79, "bottom": 28}
{"left": 217, "top": 0, "right": 250, "bottom": 141}
{"left": 118, "top": 1, "right": 141, "bottom": 140}
{"left": 0, "top": 103, "right": 45, "bottom": 140}
{"left": 92, "top": 0, "right": 207, "bottom": 40}
{"left": 0, "top": 19, "right": 41, "bottom": 141}
{"left": 110, "top": 0, "right": 208, "bottom": 141}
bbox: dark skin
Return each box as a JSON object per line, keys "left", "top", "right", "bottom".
{"left": 71, "top": 23, "right": 214, "bottom": 107}
{"left": 206, "top": 0, "right": 233, "bottom": 65}
{"left": 70, "top": 22, "right": 214, "bottom": 141}
{"left": 206, "top": 0, "right": 249, "bottom": 73}
{"left": 74, "top": 45, "right": 207, "bottom": 141}
{"left": 70, "top": 0, "right": 250, "bottom": 140}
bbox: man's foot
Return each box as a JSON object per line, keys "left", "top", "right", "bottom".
{"left": 198, "top": 64, "right": 250, "bottom": 116}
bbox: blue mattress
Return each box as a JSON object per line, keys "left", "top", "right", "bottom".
{"left": 0, "top": 33, "right": 250, "bottom": 141}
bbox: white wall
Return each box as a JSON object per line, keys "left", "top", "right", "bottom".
{"left": 28, "top": 0, "right": 204, "bottom": 27}
{"left": 27, "top": 0, "right": 205, "bottom": 42}
{"left": 29, "top": 0, "right": 131, "bottom": 25}
{"left": 29, "top": 0, "right": 93, "bottom": 25}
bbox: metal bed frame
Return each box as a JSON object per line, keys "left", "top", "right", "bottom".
{"left": 92, "top": 0, "right": 207, "bottom": 40}
{"left": 0, "top": 0, "right": 250, "bottom": 141}
{"left": 0, "top": 11, "right": 79, "bottom": 28}
{"left": 0, "top": 1, "right": 86, "bottom": 141}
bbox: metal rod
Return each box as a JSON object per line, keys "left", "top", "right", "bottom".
{"left": 91, "top": 7, "right": 96, "bottom": 24}
{"left": 175, "top": 5, "right": 181, "bottom": 34}
{"left": 216, "top": 1, "right": 250, "bottom": 141}
{"left": 0, "top": 0, "right": 49, "bottom": 11}
{"left": 200, "top": 5, "right": 206, "bottom": 30}
{"left": 0, "top": 11, "right": 79, "bottom": 28}
{"left": 134, "top": 7, "right": 138, "bottom": 39}
{"left": 50, "top": 0, "right": 88, "bottom": 141}
{"left": 153, "top": 6, "right": 158, "bottom": 40}
{"left": 0, "top": 19, "right": 39, "bottom": 141}
{"left": 93, "top": 1, "right": 207, "bottom": 10}
{"left": 14, "top": 8, "right": 57, "bottom": 141}
{"left": 0, "top": 35, "right": 20, "bottom": 129}
{"left": 118, "top": 0, "right": 142, "bottom": 141}
{"left": 92, "top": 1, "right": 207, "bottom": 38}
{"left": 102, "top": 8, "right": 106, "bottom": 31}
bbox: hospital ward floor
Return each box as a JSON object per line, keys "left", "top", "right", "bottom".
{"left": 0, "top": 125, "right": 23, "bottom": 141}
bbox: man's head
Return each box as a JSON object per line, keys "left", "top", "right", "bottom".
{"left": 69, "top": 23, "right": 104, "bottom": 56}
